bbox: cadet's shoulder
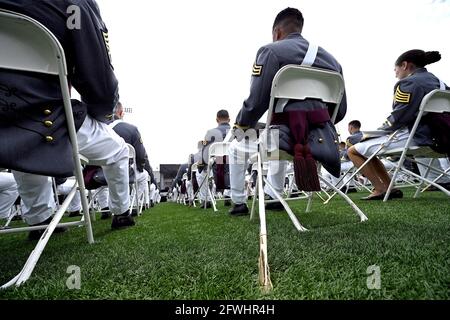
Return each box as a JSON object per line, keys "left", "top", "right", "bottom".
{"left": 394, "top": 76, "right": 419, "bottom": 92}
{"left": 115, "top": 121, "right": 139, "bottom": 132}
{"left": 67, "top": 0, "right": 100, "bottom": 13}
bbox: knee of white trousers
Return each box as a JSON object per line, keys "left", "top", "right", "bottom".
{"left": 12, "top": 172, "right": 55, "bottom": 225}
{"left": 0, "top": 188, "right": 18, "bottom": 218}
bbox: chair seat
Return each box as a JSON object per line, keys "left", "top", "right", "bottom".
{"left": 382, "top": 145, "right": 445, "bottom": 158}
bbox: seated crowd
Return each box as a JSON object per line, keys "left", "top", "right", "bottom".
{"left": 1, "top": 3, "right": 449, "bottom": 244}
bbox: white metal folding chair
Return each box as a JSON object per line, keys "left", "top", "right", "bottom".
{"left": 127, "top": 144, "right": 142, "bottom": 215}
{"left": 193, "top": 132, "right": 234, "bottom": 211}
{"left": 0, "top": 9, "right": 94, "bottom": 288}
{"left": 204, "top": 142, "right": 231, "bottom": 212}
{"left": 252, "top": 65, "right": 368, "bottom": 292}
{"left": 383, "top": 89, "right": 450, "bottom": 201}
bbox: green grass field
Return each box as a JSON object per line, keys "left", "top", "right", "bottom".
{"left": 0, "top": 189, "right": 449, "bottom": 300}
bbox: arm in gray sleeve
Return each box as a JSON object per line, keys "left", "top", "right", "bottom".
{"left": 133, "top": 129, "right": 147, "bottom": 172}
{"left": 235, "top": 47, "right": 279, "bottom": 128}
{"left": 147, "top": 164, "right": 156, "bottom": 185}
{"left": 69, "top": 0, "right": 119, "bottom": 122}
{"left": 380, "top": 80, "right": 422, "bottom": 131}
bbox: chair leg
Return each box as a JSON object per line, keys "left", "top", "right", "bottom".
{"left": 413, "top": 158, "right": 433, "bottom": 198}
{"left": 263, "top": 177, "right": 308, "bottom": 232}
{"left": 73, "top": 163, "right": 94, "bottom": 244}
{"left": 1, "top": 186, "right": 78, "bottom": 289}
{"left": 256, "top": 152, "right": 272, "bottom": 293}
{"left": 305, "top": 192, "right": 313, "bottom": 213}
{"left": 208, "top": 185, "right": 217, "bottom": 212}
{"left": 319, "top": 176, "right": 368, "bottom": 222}
{"left": 250, "top": 176, "right": 259, "bottom": 221}
{"left": 396, "top": 167, "right": 450, "bottom": 197}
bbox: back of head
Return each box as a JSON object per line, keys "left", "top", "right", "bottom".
{"left": 217, "top": 109, "right": 230, "bottom": 121}
{"left": 273, "top": 7, "right": 304, "bottom": 33}
{"left": 395, "top": 49, "right": 441, "bottom": 68}
{"left": 348, "top": 120, "right": 361, "bottom": 130}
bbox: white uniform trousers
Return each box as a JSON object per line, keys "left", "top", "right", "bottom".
{"left": 229, "top": 138, "right": 286, "bottom": 204}
{"left": 96, "top": 187, "right": 109, "bottom": 210}
{"left": 13, "top": 115, "right": 130, "bottom": 225}
{"left": 56, "top": 178, "right": 82, "bottom": 212}
{"left": 136, "top": 169, "right": 149, "bottom": 206}
{"left": 149, "top": 183, "right": 158, "bottom": 203}
{"left": 0, "top": 172, "right": 19, "bottom": 220}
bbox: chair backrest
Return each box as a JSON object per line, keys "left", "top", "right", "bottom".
{"left": 266, "top": 64, "right": 345, "bottom": 125}
{"left": 208, "top": 142, "right": 230, "bottom": 158}
{"left": 0, "top": 9, "right": 67, "bottom": 75}
{"left": 420, "top": 89, "right": 450, "bottom": 114}
{"left": 127, "top": 143, "right": 136, "bottom": 160}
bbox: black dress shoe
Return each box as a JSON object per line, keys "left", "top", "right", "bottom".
{"left": 68, "top": 210, "right": 82, "bottom": 218}
{"left": 11, "top": 215, "right": 22, "bottom": 221}
{"left": 111, "top": 211, "right": 135, "bottom": 230}
{"left": 100, "top": 207, "right": 111, "bottom": 220}
{"left": 427, "top": 183, "right": 450, "bottom": 191}
{"left": 224, "top": 197, "right": 232, "bottom": 207}
{"left": 131, "top": 208, "right": 139, "bottom": 217}
{"left": 265, "top": 201, "right": 284, "bottom": 211}
{"left": 28, "top": 217, "right": 67, "bottom": 241}
{"left": 388, "top": 189, "right": 403, "bottom": 199}
{"left": 229, "top": 203, "right": 249, "bottom": 216}
{"left": 264, "top": 196, "right": 284, "bottom": 211}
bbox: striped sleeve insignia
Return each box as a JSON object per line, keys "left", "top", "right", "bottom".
{"left": 102, "top": 30, "right": 112, "bottom": 64}
{"left": 394, "top": 86, "right": 411, "bottom": 104}
{"left": 252, "top": 63, "right": 263, "bottom": 77}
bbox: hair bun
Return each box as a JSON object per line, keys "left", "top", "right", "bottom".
{"left": 424, "top": 51, "right": 441, "bottom": 65}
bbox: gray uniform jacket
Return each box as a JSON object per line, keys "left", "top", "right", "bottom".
{"left": 346, "top": 131, "right": 363, "bottom": 147}
{"left": 0, "top": 0, "right": 118, "bottom": 177}
{"left": 380, "top": 68, "right": 449, "bottom": 146}
{"left": 201, "top": 122, "right": 231, "bottom": 164}
{"left": 235, "top": 32, "right": 347, "bottom": 128}
{"left": 111, "top": 120, "right": 150, "bottom": 173}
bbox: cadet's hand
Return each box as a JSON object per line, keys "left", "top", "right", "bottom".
{"left": 377, "top": 120, "right": 391, "bottom": 131}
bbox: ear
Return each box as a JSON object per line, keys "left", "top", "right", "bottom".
{"left": 401, "top": 61, "right": 408, "bottom": 70}
{"left": 272, "top": 27, "right": 282, "bottom": 42}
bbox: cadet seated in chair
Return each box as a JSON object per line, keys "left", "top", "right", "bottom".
{"left": 195, "top": 109, "right": 232, "bottom": 209}
{"left": 348, "top": 49, "right": 449, "bottom": 200}
{"left": 228, "top": 7, "right": 347, "bottom": 216}
{"left": 0, "top": 0, "right": 134, "bottom": 238}
{"left": 98, "top": 102, "right": 155, "bottom": 217}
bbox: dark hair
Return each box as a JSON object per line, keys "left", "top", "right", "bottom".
{"left": 273, "top": 7, "right": 304, "bottom": 33}
{"left": 217, "top": 109, "right": 229, "bottom": 119}
{"left": 395, "top": 50, "right": 441, "bottom": 68}
{"left": 348, "top": 120, "right": 361, "bottom": 129}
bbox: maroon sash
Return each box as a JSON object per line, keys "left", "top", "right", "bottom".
{"left": 272, "top": 109, "right": 330, "bottom": 192}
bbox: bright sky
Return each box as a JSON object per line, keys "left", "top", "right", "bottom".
{"left": 95, "top": 0, "right": 450, "bottom": 170}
